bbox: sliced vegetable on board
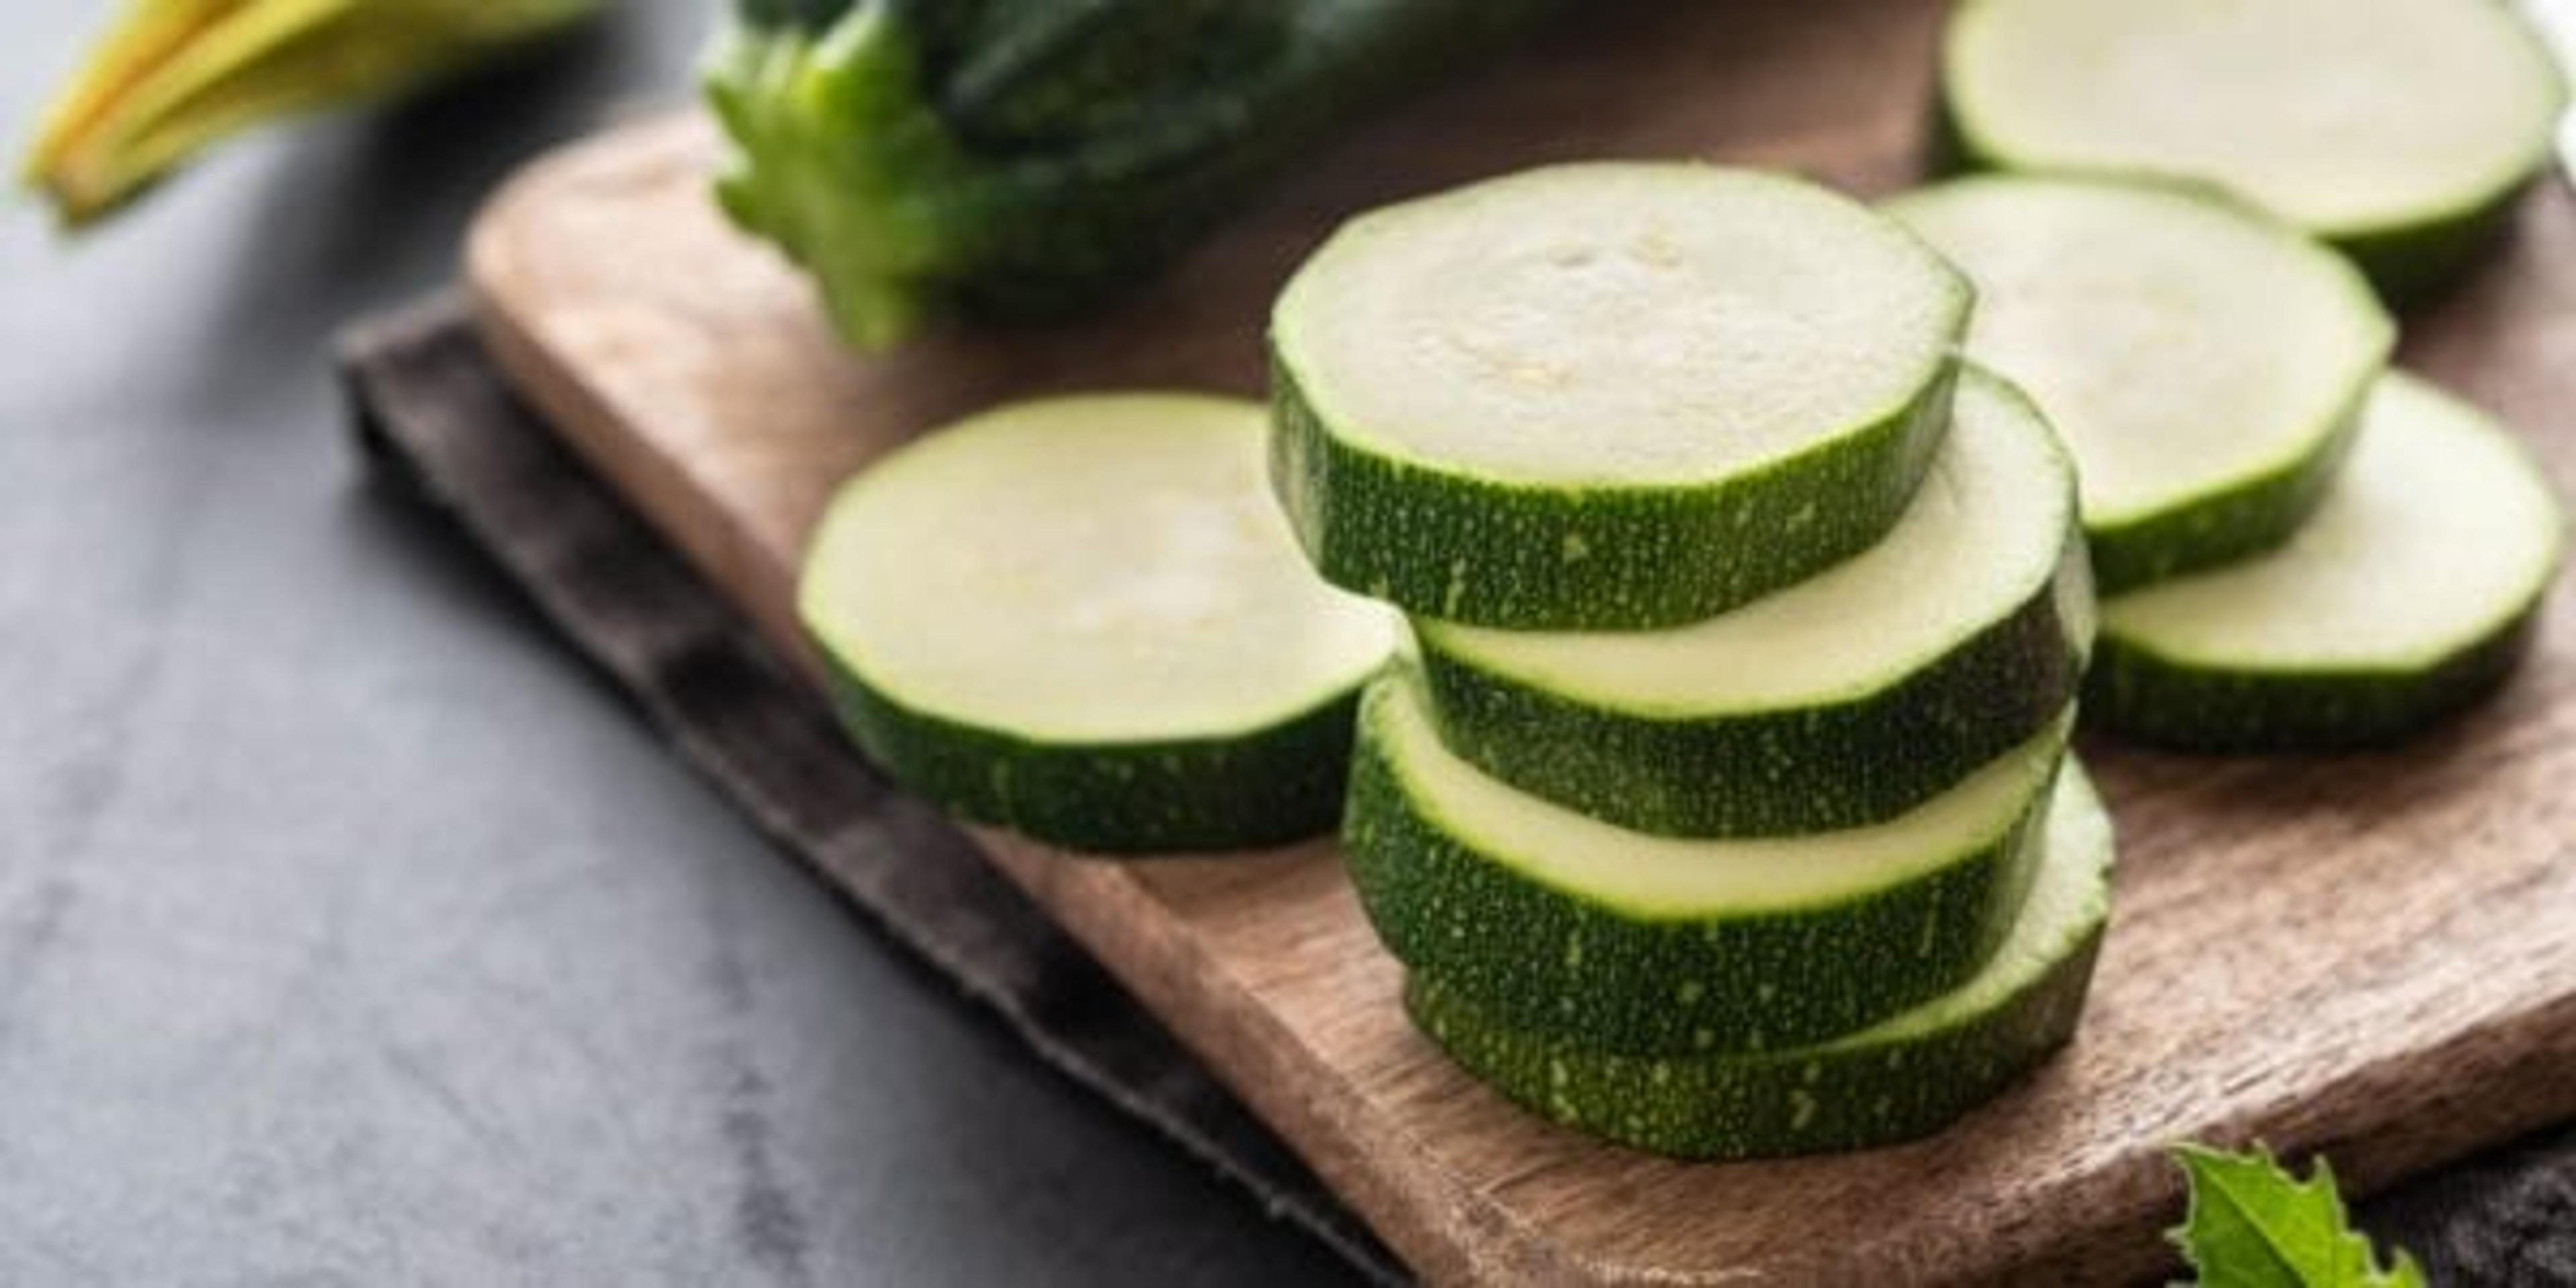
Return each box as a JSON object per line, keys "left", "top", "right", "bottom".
{"left": 2090, "top": 372, "right": 2565, "bottom": 752}
{"left": 1415, "top": 366, "right": 2090, "bottom": 838}
{"left": 1940, "top": 0, "right": 2569, "bottom": 301}
{"left": 1344, "top": 674, "right": 2072, "bottom": 1056}
{"left": 1404, "top": 762, "right": 2114, "bottom": 1160}
{"left": 1888, "top": 174, "right": 2394, "bottom": 592}
{"left": 1273, "top": 162, "right": 1970, "bottom": 629}
{"left": 798, "top": 394, "right": 1397, "bottom": 854}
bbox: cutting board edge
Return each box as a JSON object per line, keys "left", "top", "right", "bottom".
{"left": 975, "top": 841, "right": 1605, "bottom": 1287}
{"left": 463, "top": 121, "right": 823, "bottom": 678}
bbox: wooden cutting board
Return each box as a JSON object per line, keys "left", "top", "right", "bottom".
{"left": 465, "top": 1, "right": 2576, "bottom": 1281}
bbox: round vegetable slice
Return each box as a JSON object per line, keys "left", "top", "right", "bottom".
{"left": 1888, "top": 174, "right": 2394, "bottom": 592}
{"left": 799, "top": 394, "right": 1399, "bottom": 853}
{"left": 1273, "top": 162, "right": 1970, "bottom": 629}
{"left": 2088, "top": 373, "right": 2565, "bottom": 751}
{"left": 1405, "top": 760, "right": 2114, "bottom": 1161}
{"left": 1344, "top": 674, "right": 2072, "bottom": 1055}
{"left": 1416, "top": 366, "right": 2090, "bottom": 837}
{"left": 1940, "top": 0, "right": 2569, "bottom": 302}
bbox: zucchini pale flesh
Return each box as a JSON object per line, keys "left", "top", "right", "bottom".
{"left": 705, "top": 0, "right": 1562, "bottom": 347}
{"left": 1274, "top": 162, "right": 1970, "bottom": 629}
{"left": 799, "top": 394, "right": 1397, "bottom": 853}
{"left": 1416, "top": 367, "right": 2090, "bottom": 837}
{"left": 1406, "top": 762, "right": 2114, "bottom": 1161}
{"left": 1888, "top": 175, "right": 2394, "bottom": 592}
{"left": 1344, "top": 675, "right": 2070, "bottom": 1055}
{"left": 2090, "top": 373, "right": 2565, "bottom": 751}
{"left": 1941, "top": 0, "right": 2569, "bottom": 302}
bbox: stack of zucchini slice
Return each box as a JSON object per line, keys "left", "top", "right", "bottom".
{"left": 1892, "top": 176, "right": 2565, "bottom": 751}
{"left": 794, "top": 48, "right": 2567, "bottom": 1163}
{"left": 1273, "top": 162, "right": 2112, "bottom": 1159}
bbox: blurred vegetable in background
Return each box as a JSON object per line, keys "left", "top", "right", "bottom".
{"left": 704, "top": 0, "right": 1566, "bottom": 350}
{"left": 23, "top": 0, "right": 603, "bottom": 228}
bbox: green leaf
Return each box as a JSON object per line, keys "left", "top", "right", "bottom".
{"left": 2169, "top": 1143, "right": 2426, "bottom": 1288}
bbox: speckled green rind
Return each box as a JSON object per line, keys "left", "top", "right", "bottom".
{"left": 2085, "top": 374, "right": 2565, "bottom": 752}
{"left": 1402, "top": 932, "right": 2102, "bottom": 1159}
{"left": 1342, "top": 678, "right": 2070, "bottom": 1054}
{"left": 2085, "top": 604, "right": 2545, "bottom": 753}
{"left": 816, "top": 647, "right": 1371, "bottom": 855}
{"left": 1414, "top": 523, "right": 2092, "bottom": 838}
{"left": 1268, "top": 347, "right": 1958, "bottom": 631}
{"left": 1401, "top": 766, "right": 2114, "bottom": 1160}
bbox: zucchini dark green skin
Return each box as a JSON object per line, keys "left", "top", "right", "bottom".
{"left": 897, "top": 1, "right": 1293, "bottom": 148}
{"left": 1415, "top": 526, "right": 2092, "bottom": 837}
{"left": 707, "top": 0, "right": 1563, "bottom": 347}
{"left": 1402, "top": 928, "right": 2102, "bottom": 1159}
{"left": 1271, "top": 356, "right": 1958, "bottom": 631}
{"left": 1342, "top": 679, "right": 2068, "bottom": 1055}
{"left": 2084, "top": 604, "right": 2545, "bottom": 753}
{"left": 1400, "top": 766, "right": 2116, "bottom": 1159}
{"left": 816, "top": 648, "right": 1368, "bottom": 855}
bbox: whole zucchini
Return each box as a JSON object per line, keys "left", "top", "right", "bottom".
{"left": 704, "top": 0, "right": 1564, "bottom": 348}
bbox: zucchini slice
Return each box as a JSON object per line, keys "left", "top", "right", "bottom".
{"left": 1888, "top": 175, "right": 2393, "bottom": 592}
{"left": 1415, "top": 366, "right": 2090, "bottom": 837}
{"left": 799, "top": 394, "right": 1399, "bottom": 853}
{"left": 1405, "top": 761, "right": 2114, "bottom": 1160}
{"left": 2089, "top": 373, "right": 2565, "bottom": 751}
{"left": 1940, "top": 0, "right": 2569, "bottom": 302}
{"left": 1344, "top": 675, "right": 2071, "bottom": 1055}
{"left": 1273, "top": 162, "right": 1970, "bottom": 629}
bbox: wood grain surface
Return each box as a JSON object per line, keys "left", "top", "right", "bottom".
{"left": 465, "top": 1, "right": 2576, "bottom": 1281}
